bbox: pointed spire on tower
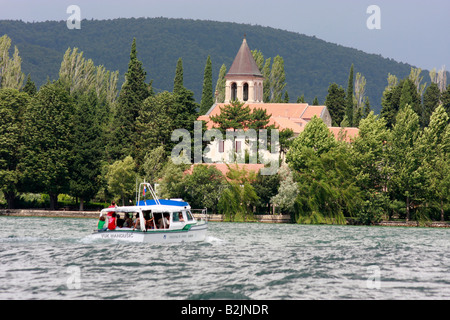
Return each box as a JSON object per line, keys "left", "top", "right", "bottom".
{"left": 226, "top": 37, "right": 263, "bottom": 78}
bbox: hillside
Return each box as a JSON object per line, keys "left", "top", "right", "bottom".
{"left": 0, "top": 17, "right": 419, "bottom": 113}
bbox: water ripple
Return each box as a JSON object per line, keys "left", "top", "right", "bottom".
{"left": 1, "top": 217, "right": 450, "bottom": 299}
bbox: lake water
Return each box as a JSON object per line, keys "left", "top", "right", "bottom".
{"left": 0, "top": 216, "right": 450, "bottom": 300}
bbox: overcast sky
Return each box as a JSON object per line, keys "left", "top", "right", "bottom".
{"left": 1, "top": 0, "right": 448, "bottom": 72}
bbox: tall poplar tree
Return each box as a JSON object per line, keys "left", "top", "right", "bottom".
{"left": 0, "top": 35, "right": 25, "bottom": 90}
{"left": 200, "top": 55, "right": 213, "bottom": 115}
{"left": 269, "top": 55, "right": 286, "bottom": 103}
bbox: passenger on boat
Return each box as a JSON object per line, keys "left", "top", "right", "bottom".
{"left": 159, "top": 213, "right": 170, "bottom": 229}
{"left": 108, "top": 212, "right": 117, "bottom": 230}
{"left": 116, "top": 213, "right": 125, "bottom": 228}
{"left": 178, "top": 212, "right": 184, "bottom": 222}
{"left": 145, "top": 217, "right": 155, "bottom": 230}
{"left": 133, "top": 213, "right": 145, "bottom": 230}
{"left": 98, "top": 216, "right": 107, "bottom": 231}
{"left": 107, "top": 201, "right": 117, "bottom": 217}
{"left": 123, "top": 213, "right": 133, "bottom": 228}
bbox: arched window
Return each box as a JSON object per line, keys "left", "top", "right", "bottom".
{"left": 243, "top": 83, "right": 249, "bottom": 101}
{"left": 231, "top": 83, "right": 237, "bottom": 101}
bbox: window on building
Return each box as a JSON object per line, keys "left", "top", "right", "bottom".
{"left": 243, "top": 83, "right": 249, "bottom": 101}
{"left": 231, "top": 83, "right": 237, "bottom": 101}
{"left": 219, "top": 140, "right": 225, "bottom": 153}
{"left": 235, "top": 140, "right": 241, "bottom": 152}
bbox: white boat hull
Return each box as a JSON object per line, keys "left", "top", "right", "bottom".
{"left": 88, "top": 223, "right": 208, "bottom": 243}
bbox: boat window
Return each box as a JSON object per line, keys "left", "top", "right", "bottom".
{"left": 173, "top": 212, "right": 182, "bottom": 222}
{"left": 186, "top": 210, "right": 193, "bottom": 221}
{"left": 142, "top": 210, "right": 152, "bottom": 219}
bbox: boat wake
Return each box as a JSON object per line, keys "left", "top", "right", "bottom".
{"left": 205, "top": 235, "right": 226, "bottom": 244}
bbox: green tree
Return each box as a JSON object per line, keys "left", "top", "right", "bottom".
{"left": 380, "top": 74, "right": 400, "bottom": 128}
{"left": 22, "top": 75, "right": 37, "bottom": 96}
{"left": 345, "top": 64, "right": 354, "bottom": 126}
{"left": 417, "top": 104, "right": 450, "bottom": 221}
{"left": 200, "top": 55, "right": 213, "bottom": 115}
{"left": 325, "top": 83, "right": 346, "bottom": 126}
{"left": 0, "top": 35, "right": 25, "bottom": 90}
{"left": 158, "top": 159, "right": 188, "bottom": 199}
{"left": 110, "top": 38, "right": 150, "bottom": 160}
{"left": 19, "top": 82, "right": 75, "bottom": 210}
{"left": 262, "top": 58, "right": 272, "bottom": 103}
{"left": 350, "top": 111, "right": 389, "bottom": 194}
{"left": 422, "top": 82, "right": 441, "bottom": 127}
{"left": 399, "top": 78, "right": 421, "bottom": 117}
{"left": 269, "top": 55, "right": 286, "bottom": 103}
{"left": 140, "top": 145, "right": 167, "bottom": 185}
{"left": 284, "top": 90, "right": 289, "bottom": 103}
{"left": 252, "top": 170, "right": 280, "bottom": 214}
{"left": 0, "top": 88, "right": 29, "bottom": 208}
{"left": 218, "top": 164, "right": 259, "bottom": 222}
{"left": 69, "top": 90, "right": 104, "bottom": 210}
{"left": 353, "top": 72, "right": 367, "bottom": 127}
{"left": 312, "top": 96, "right": 319, "bottom": 105}
{"left": 135, "top": 88, "right": 198, "bottom": 164}
{"left": 183, "top": 164, "right": 226, "bottom": 213}
{"left": 286, "top": 116, "right": 337, "bottom": 171}
{"left": 350, "top": 111, "right": 390, "bottom": 223}
{"left": 363, "top": 97, "right": 372, "bottom": 119}
{"left": 106, "top": 155, "right": 137, "bottom": 206}
{"left": 214, "top": 64, "right": 227, "bottom": 103}
{"left": 441, "top": 85, "right": 450, "bottom": 117}
{"left": 172, "top": 86, "right": 199, "bottom": 133}
{"left": 286, "top": 116, "right": 360, "bottom": 224}
{"left": 293, "top": 145, "right": 360, "bottom": 225}
{"left": 135, "top": 91, "right": 176, "bottom": 162}
{"left": 58, "top": 47, "right": 96, "bottom": 96}
{"left": 251, "top": 49, "right": 265, "bottom": 71}
{"left": 388, "top": 104, "right": 422, "bottom": 221}
{"left": 248, "top": 107, "right": 272, "bottom": 130}
{"left": 173, "top": 57, "right": 184, "bottom": 95}
{"left": 210, "top": 100, "right": 251, "bottom": 132}
{"left": 381, "top": 77, "right": 421, "bottom": 128}
{"left": 270, "top": 165, "right": 298, "bottom": 216}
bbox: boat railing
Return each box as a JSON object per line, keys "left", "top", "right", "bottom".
{"left": 137, "top": 182, "right": 161, "bottom": 206}
{"left": 191, "top": 208, "right": 208, "bottom": 223}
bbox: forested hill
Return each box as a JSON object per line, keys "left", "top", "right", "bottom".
{"left": 1, "top": 17, "right": 417, "bottom": 113}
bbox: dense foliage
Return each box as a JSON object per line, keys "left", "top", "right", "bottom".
{"left": 0, "top": 30, "right": 449, "bottom": 225}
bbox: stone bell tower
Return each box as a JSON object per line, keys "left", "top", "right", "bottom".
{"left": 224, "top": 37, "right": 264, "bottom": 104}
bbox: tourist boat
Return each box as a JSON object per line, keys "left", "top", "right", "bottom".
{"left": 88, "top": 183, "right": 208, "bottom": 243}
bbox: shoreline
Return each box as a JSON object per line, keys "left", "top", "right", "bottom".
{"left": 0, "top": 209, "right": 449, "bottom": 228}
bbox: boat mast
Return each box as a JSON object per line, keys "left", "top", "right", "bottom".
{"left": 138, "top": 181, "right": 161, "bottom": 206}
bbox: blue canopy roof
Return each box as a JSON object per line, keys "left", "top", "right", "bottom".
{"left": 136, "top": 199, "right": 189, "bottom": 207}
